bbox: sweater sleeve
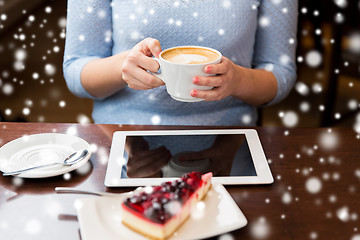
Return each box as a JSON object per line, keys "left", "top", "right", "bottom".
{"left": 252, "top": 0, "right": 298, "bottom": 105}
{"left": 63, "top": 0, "right": 113, "bottom": 99}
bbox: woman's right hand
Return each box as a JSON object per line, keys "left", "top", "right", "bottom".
{"left": 121, "top": 38, "right": 164, "bottom": 90}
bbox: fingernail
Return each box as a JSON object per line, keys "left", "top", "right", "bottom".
{"left": 191, "top": 90, "right": 197, "bottom": 97}
{"left": 193, "top": 76, "right": 199, "bottom": 84}
{"left": 205, "top": 66, "right": 211, "bottom": 73}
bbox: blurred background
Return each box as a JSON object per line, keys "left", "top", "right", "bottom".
{"left": 0, "top": 0, "right": 359, "bottom": 129}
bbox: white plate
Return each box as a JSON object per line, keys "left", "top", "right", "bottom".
{"left": 76, "top": 183, "right": 247, "bottom": 240}
{"left": 0, "top": 133, "right": 91, "bottom": 178}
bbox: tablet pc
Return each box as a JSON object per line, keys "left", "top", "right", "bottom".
{"left": 104, "top": 129, "right": 273, "bottom": 187}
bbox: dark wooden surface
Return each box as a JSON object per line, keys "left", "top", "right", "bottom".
{"left": 0, "top": 122, "right": 359, "bottom": 239}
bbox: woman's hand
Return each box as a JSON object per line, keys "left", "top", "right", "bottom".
{"left": 190, "top": 56, "right": 278, "bottom": 105}
{"left": 190, "top": 56, "right": 241, "bottom": 101}
{"left": 121, "top": 38, "right": 164, "bottom": 90}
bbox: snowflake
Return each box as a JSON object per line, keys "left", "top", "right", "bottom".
{"left": 335, "top": 13, "right": 345, "bottom": 23}
{"left": 2, "top": 83, "right": 14, "bottom": 95}
{"left": 305, "top": 50, "right": 322, "bottom": 67}
{"left": 279, "top": 54, "right": 290, "bottom": 65}
{"left": 312, "top": 82, "right": 322, "bottom": 93}
{"left": 348, "top": 33, "right": 360, "bottom": 54}
{"left": 59, "top": 100, "right": 66, "bottom": 108}
{"left": 97, "top": 10, "right": 106, "bottom": 19}
{"left": 282, "top": 192, "right": 292, "bottom": 204}
{"left": 218, "top": 233, "right": 235, "bottom": 240}
{"left": 319, "top": 131, "right": 338, "bottom": 150}
{"left": 77, "top": 114, "right": 91, "bottom": 124}
{"left": 250, "top": 217, "right": 270, "bottom": 239}
{"left": 299, "top": 101, "right": 310, "bottom": 112}
{"left": 281, "top": 111, "right": 299, "bottom": 128}
{"left": 222, "top": 0, "right": 231, "bottom": 9}
{"left": 45, "top": 6, "right": 52, "bottom": 14}
{"left": 78, "top": 34, "right": 85, "bottom": 41}
{"left": 310, "top": 232, "right": 318, "bottom": 239}
{"left": 334, "top": 0, "right": 348, "bottom": 8}
{"left": 295, "top": 82, "right": 310, "bottom": 96}
{"left": 336, "top": 206, "right": 350, "bottom": 222}
{"left": 22, "top": 107, "right": 30, "bottom": 115}
{"left": 149, "top": 9, "right": 155, "bottom": 15}
{"left": 259, "top": 16, "right": 270, "bottom": 27}
{"left": 305, "top": 177, "right": 322, "bottom": 194}
{"left": 0, "top": 13, "right": 7, "bottom": 21}
{"left": 151, "top": 115, "right": 161, "bottom": 124}
{"left": 241, "top": 114, "right": 252, "bottom": 124}
{"left": 44, "top": 63, "right": 56, "bottom": 76}
{"left": 58, "top": 17, "right": 66, "bottom": 28}
{"left": 4, "top": 108, "right": 11, "bottom": 116}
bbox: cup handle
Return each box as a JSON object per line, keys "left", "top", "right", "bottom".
{"left": 152, "top": 58, "right": 165, "bottom": 84}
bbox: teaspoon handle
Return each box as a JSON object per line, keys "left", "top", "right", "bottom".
{"left": 3, "top": 162, "right": 61, "bottom": 176}
{"left": 54, "top": 187, "right": 122, "bottom": 197}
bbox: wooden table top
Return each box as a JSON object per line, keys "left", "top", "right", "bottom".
{"left": 0, "top": 122, "right": 359, "bottom": 240}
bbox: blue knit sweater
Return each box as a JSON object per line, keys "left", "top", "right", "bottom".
{"left": 63, "top": 0, "right": 298, "bottom": 125}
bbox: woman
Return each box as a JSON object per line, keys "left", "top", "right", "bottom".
{"left": 63, "top": 0, "right": 298, "bottom": 126}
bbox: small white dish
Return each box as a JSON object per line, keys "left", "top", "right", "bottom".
{"left": 0, "top": 133, "right": 91, "bottom": 178}
{"left": 76, "top": 183, "right": 247, "bottom": 240}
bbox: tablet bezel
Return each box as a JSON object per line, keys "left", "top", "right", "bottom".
{"left": 104, "top": 129, "right": 273, "bottom": 187}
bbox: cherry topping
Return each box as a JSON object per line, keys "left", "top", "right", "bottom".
{"left": 123, "top": 171, "right": 203, "bottom": 224}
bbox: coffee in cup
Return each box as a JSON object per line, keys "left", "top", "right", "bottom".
{"left": 161, "top": 47, "right": 220, "bottom": 65}
{"left": 153, "top": 46, "right": 222, "bottom": 102}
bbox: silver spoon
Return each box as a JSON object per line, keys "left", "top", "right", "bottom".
{"left": 2, "top": 149, "right": 89, "bottom": 176}
{"left": 55, "top": 187, "right": 125, "bottom": 197}
{"left": 55, "top": 186, "right": 144, "bottom": 197}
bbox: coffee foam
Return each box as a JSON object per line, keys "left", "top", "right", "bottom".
{"left": 162, "top": 47, "right": 219, "bottom": 64}
{"left": 169, "top": 54, "right": 209, "bottom": 64}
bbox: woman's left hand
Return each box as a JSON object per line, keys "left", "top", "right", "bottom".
{"left": 190, "top": 56, "right": 241, "bottom": 101}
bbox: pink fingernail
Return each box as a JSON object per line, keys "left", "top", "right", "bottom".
{"left": 205, "top": 66, "right": 211, "bottom": 73}
{"left": 193, "top": 76, "right": 199, "bottom": 84}
{"left": 191, "top": 90, "right": 197, "bottom": 97}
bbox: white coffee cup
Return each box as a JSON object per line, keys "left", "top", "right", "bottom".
{"left": 154, "top": 46, "right": 222, "bottom": 102}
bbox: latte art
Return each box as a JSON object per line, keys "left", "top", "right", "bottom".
{"left": 169, "top": 54, "right": 209, "bottom": 64}
{"left": 162, "top": 47, "right": 220, "bottom": 64}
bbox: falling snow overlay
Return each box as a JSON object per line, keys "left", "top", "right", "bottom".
{"left": 0, "top": 0, "right": 360, "bottom": 239}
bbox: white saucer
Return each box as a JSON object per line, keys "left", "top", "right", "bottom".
{"left": 0, "top": 133, "right": 91, "bottom": 178}
{"left": 76, "top": 183, "right": 247, "bottom": 240}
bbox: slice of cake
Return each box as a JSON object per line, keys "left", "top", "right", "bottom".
{"left": 121, "top": 171, "right": 212, "bottom": 240}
